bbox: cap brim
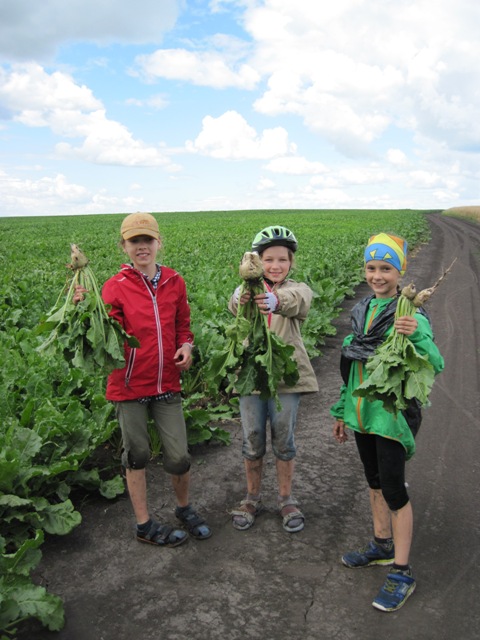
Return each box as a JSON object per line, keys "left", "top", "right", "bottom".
{"left": 122, "top": 229, "right": 159, "bottom": 240}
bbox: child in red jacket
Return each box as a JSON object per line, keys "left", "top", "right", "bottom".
{"left": 76, "top": 212, "right": 211, "bottom": 547}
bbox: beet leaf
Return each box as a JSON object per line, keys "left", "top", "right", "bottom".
{"left": 36, "top": 244, "right": 139, "bottom": 374}
{"left": 352, "top": 284, "right": 436, "bottom": 414}
{"left": 206, "top": 252, "right": 299, "bottom": 405}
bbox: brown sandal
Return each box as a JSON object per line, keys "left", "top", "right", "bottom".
{"left": 231, "top": 498, "right": 264, "bottom": 531}
{"left": 278, "top": 498, "right": 305, "bottom": 533}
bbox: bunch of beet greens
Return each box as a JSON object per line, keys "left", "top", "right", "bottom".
{"left": 353, "top": 261, "right": 455, "bottom": 415}
{"left": 207, "top": 252, "right": 299, "bottom": 404}
{"left": 36, "top": 244, "right": 139, "bottom": 373}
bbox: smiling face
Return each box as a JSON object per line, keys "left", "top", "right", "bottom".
{"left": 123, "top": 234, "right": 160, "bottom": 278}
{"left": 365, "top": 259, "right": 401, "bottom": 298}
{"left": 260, "top": 245, "right": 292, "bottom": 283}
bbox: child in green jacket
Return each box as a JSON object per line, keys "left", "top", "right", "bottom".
{"left": 331, "top": 233, "right": 444, "bottom": 613}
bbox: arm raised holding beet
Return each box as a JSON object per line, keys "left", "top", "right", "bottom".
{"left": 36, "top": 243, "right": 139, "bottom": 373}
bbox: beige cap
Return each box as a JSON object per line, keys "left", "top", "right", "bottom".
{"left": 121, "top": 212, "right": 160, "bottom": 240}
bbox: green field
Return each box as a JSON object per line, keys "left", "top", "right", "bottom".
{"left": 0, "top": 209, "right": 431, "bottom": 635}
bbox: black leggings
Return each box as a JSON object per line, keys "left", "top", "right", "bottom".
{"left": 354, "top": 432, "right": 409, "bottom": 511}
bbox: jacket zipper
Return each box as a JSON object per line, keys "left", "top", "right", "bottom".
{"left": 124, "top": 275, "right": 164, "bottom": 392}
{"left": 152, "top": 294, "right": 164, "bottom": 393}
{"left": 125, "top": 349, "right": 136, "bottom": 387}
{"left": 355, "top": 304, "right": 379, "bottom": 431}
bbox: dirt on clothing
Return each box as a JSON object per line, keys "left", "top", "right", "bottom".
{"left": 18, "top": 213, "right": 480, "bottom": 640}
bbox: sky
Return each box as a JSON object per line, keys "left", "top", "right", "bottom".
{"left": 0, "top": 0, "right": 479, "bottom": 217}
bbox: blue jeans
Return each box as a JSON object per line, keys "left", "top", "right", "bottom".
{"left": 239, "top": 393, "right": 301, "bottom": 461}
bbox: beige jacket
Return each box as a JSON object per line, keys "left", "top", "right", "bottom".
{"left": 228, "top": 279, "right": 319, "bottom": 394}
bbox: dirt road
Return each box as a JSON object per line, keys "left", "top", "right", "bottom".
{"left": 19, "top": 213, "right": 480, "bottom": 640}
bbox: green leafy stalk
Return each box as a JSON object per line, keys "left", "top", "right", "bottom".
{"left": 36, "top": 244, "right": 140, "bottom": 374}
{"left": 206, "top": 252, "right": 299, "bottom": 405}
{"left": 0, "top": 530, "right": 65, "bottom": 635}
{"left": 352, "top": 283, "right": 436, "bottom": 415}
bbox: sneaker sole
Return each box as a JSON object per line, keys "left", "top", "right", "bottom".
{"left": 341, "top": 556, "right": 395, "bottom": 568}
{"left": 372, "top": 582, "right": 416, "bottom": 612}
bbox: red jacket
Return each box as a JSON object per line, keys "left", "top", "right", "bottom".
{"left": 102, "top": 264, "right": 194, "bottom": 401}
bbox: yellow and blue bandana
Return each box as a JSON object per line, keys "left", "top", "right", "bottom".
{"left": 364, "top": 233, "right": 407, "bottom": 275}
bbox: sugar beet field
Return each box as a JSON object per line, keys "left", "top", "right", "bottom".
{"left": 0, "top": 209, "right": 431, "bottom": 636}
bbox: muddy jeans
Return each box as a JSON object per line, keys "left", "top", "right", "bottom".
{"left": 239, "top": 393, "right": 301, "bottom": 461}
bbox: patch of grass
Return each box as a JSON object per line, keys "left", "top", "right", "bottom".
{"left": 443, "top": 206, "right": 480, "bottom": 223}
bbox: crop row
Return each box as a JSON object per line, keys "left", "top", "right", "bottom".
{"left": 0, "top": 209, "right": 430, "bottom": 636}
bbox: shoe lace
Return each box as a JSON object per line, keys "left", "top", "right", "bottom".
{"left": 359, "top": 540, "right": 392, "bottom": 556}
{"left": 357, "top": 542, "right": 373, "bottom": 554}
{"left": 383, "top": 576, "right": 400, "bottom": 594}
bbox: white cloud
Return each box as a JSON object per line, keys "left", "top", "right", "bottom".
{"left": 407, "top": 170, "right": 457, "bottom": 190}
{"left": 1, "top": 0, "right": 480, "bottom": 216}
{"left": 339, "top": 166, "right": 386, "bottom": 186}
{"left": 126, "top": 95, "right": 169, "bottom": 110}
{"left": 186, "top": 110, "right": 294, "bottom": 159}
{"left": 432, "top": 189, "right": 460, "bottom": 204}
{"left": 0, "top": 63, "right": 175, "bottom": 168}
{"left": 264, "top": 156, "right": 327, "bottom": 175}
{"left": 87, "top": 192, "right": 144, "bottom": 213}
{"left": 0, "top": 169, "right": 89, "bottom": 215}
{"left": 0, "top": 0, "right": 180, "bottom": 61}
{"left": 56, "top": 136, "right": 170, "bottom": 168}
{"left": 0, "top": 168, "right": 147, "bottom": 216}
{"left": 257, "top": 177, "right": 275, "bottom": 191}
{"left": 309, "top": 164, "right": 387, "bottom": 188}
{"left": 133, "top": 47, "right": 260, "bottom": 90}
{"left": 0, "top": 169, "right": 88, "bottom": 200}
{"left": 387, "top": 149, "right": 408, "bottom": 166}
{"left": 243, "top": 0, "right": 480, "bottom": 155}
{"left": 298, "top": 185, "right": 353, "bottom": 207}
{"left": 0, "top": 63, "right": 101, "bottom": 118}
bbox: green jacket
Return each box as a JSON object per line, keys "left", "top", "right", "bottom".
{"left": 330, "top": 295, "right": 444, "bottom": 459}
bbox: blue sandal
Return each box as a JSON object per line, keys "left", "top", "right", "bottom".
{"left": 136, "top": 519, "right": 188, "bottom": 547}
{"left": 175, "top": 505, "right": 212, "bottom": 540}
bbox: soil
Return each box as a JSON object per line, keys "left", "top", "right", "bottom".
{"left": 17, "top": 213, "right": 480, "bottom": 640}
